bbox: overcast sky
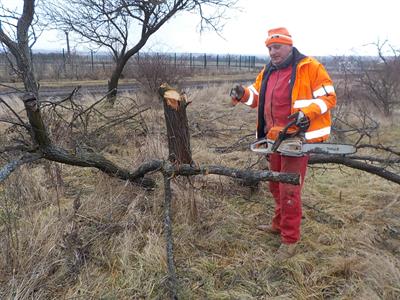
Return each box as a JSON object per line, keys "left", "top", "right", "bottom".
{"left": 2, "top": 0, "right": 400, "bottom": 56}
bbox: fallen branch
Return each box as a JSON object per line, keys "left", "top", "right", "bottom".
{"left": 0, "top": 153, "right": 42, "bottom": 182}
{"left": 309, "top": 154, "right": 400, "bottom": 184}
{"left": 357, "top": 144, "right": 400, "bottom": 156}
{"left": 128, "top": 159, "right": 299, "bottom": 185}
{"left": 129, "top": 160, "right": 164, "bottom": 178}
{"left": 41, "top": 145, "right": 156, "bottom": 189}
{"left": 166, "top": 163, "right": 300, "bottom": 185}
{"left": 163, "top": 173, "right": 178, "bottom": 299}
{"left": 346, "top": 155, "right": 400, "bottom": 164}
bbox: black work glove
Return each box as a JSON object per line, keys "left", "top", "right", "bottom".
{"left": 293, "top": 111, "right": 310, "bottom": 131}
{"left": 230, "top": 84, "right": 245, "bottom": 101}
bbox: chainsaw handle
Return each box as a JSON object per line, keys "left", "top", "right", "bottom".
{"left": 250, "top": 138, "right": 269, "bottom": 152}
{"left": 271, "top": 118, "right": 297, "bottom": 152}
{"left": 282, "top": 117, "right": 298, "bottom": 135}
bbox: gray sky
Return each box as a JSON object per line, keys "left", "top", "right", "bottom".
{"left": 2, "top": 0, "right": 400, "bottom": 56}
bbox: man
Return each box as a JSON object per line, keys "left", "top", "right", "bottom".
{"left": 230, "top": 27, "right": 336, "bottom": 260}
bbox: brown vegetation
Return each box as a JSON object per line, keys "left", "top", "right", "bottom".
{"left": 0, "top": 83, "right": 399, "bottom": 299}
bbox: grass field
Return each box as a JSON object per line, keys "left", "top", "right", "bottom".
{"left": 0, "top": 83, "right": 399, "bottom": 299}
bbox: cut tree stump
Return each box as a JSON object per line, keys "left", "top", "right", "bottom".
{"left": 159, "top": 83, "right": 193, "bottom": 165}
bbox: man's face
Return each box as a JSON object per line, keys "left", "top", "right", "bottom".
{"left": 268, "top": 44, "right": 293, "bottom": 65}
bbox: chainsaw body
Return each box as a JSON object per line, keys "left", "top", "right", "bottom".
{"left": 250, "top": 137, "right": 357, "bottom": 156}
{"left": 251, "top": 114, "right": 356, "bottom": 157}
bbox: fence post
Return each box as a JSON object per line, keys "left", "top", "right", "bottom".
{"left": 204, "top": 53, "right": 207, "bottom": 69}
{"left": 239, "top": 55, "right": 242, "bottom": 69}
{"left": 216, "top": 54, "right": 219, "bottom": 69}
{"left": 91, "top": 50, "right": 94, "bottom": 72}
{"left": 174, "top": 52, "right": 177, "bottom": 67}
{"left": 62, "top": 48, "right": 66, "bottom": 73}
{"left": 228, "top": 54, "right": 230, "bottom": 68}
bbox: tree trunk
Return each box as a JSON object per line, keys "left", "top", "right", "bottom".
{"left": 107, "top": 56, "right": 129, "bottom": 104}
{"left": 107, "top": 66, "right": 122, "bottom": 105}
{"left": 22, "top": 93, "right": 50, "bottom": 147}
{"left": 383, "top": 103, "right": 392, "bottom": 117}
{"left": 159, "top": 84, "right": 193, "bottom": 164}
{"left": 106, "top": 38, "right": 150, "bottom": 104}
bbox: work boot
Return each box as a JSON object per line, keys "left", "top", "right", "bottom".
{"left": 274, "top": 243, "right": 297, "bottom": 261}
{"left": 256, "top": 224, "right": 280, "bottom": 235}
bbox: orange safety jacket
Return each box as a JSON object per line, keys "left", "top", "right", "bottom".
{"left": 238, "top": 48, "right": 336, "bottom": 143}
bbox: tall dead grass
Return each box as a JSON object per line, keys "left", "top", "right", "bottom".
{"left": 0, "top": 84, "right": 399, "bottom": 299}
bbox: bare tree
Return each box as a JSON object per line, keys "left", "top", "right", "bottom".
{"left": 41, "top": 0, "right": 237, "bottom": 103}
{"left": 0, "top": 0, "right": 39, "bottom": 96}
{"left": 0, "top": 0, "right": 156, "bottom": 188}
{"left": 341, "top": 40, "right": 400, "bottom": 116}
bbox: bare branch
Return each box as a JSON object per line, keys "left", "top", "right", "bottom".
{"left": 0, "top": 83, "right": 26, "bottom": 93}
{"left": 0, "top": 153, "right": 42, "bottom": 183}
{"left": 347, "top": 155, "right": 400, "bottom": 164}
{"left": 90, "top": 107, "right": 150, "bottom": 135}
{"left": 309, "top": 154, "right": 400, "bottom": 185}
{"left": 357, "top": 144, "right": 400, "bottom": 156}
{"left": 68, "top": 89, "right": 115, "bottom": 125}
{"left": 0, "top": 143, "right": 33, "bottom": 154}
{"left": 162, "top": 173, "right": 178, "bottom": 299}
{"left": 0, "top": 97, "right": 28, "bottom": 128}
{"left": 0, "top": 118, "right": 27, "bottom": 128}
{"left": 39, "top": 86, "right": 81, "bottom": 108}
{"left": 126, "top": 159, "right": 300, "bottom": 185}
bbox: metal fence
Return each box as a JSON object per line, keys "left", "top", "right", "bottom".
{"left": 0, "top": 51, "right": 268, "bottom": 81}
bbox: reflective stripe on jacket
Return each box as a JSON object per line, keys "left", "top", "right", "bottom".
{"left": 240, "top": 48, "right": 336, "bottom": 143}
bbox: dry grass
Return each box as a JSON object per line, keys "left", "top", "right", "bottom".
{"left": 0, "top": 71, "right": 257, "bottom": 93}
{"left": 0, "top": 83, "right": 399, "bottom": 299}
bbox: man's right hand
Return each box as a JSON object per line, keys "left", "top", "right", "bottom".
{"left": 230, "top": 84, "right": 245, "bottom": 101}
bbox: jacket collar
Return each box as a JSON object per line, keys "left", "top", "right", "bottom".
{"left": 267, "top": 47, "right": 307, "bottom": 70}
{"left": 292, "top": 47, "right": 307, "bottom": 66}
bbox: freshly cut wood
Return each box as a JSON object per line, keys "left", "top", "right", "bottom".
{"left": 159, "top": 83, "right": 193, "bottom": 164}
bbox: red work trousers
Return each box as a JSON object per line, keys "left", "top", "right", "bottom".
{"left": 268, "top": 153, "right": 309, "bottom": 244}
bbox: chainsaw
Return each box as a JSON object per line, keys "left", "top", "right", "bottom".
{"left": 250, "top": 115, "right": 356, "bottom": 157}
